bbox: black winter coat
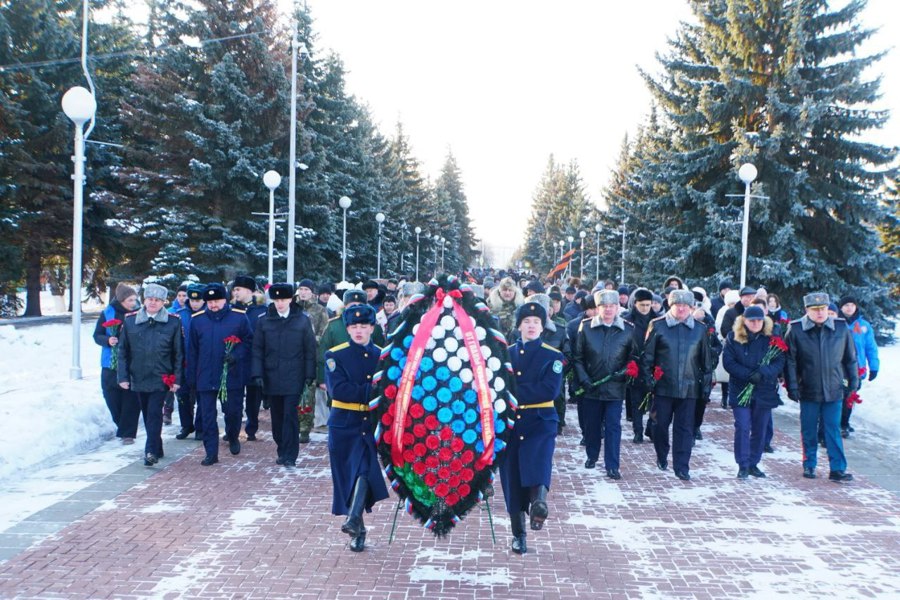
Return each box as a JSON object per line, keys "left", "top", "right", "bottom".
{"left": 251, "top": 303, "right": 317, "bottom": 396}
{"left": 573, "top": 316, "right": 638, "bottom": 401}
{"left": 719, "top": 303, "right": 745, "bottom": 339}
{"left": 117, "top": 309, "right": 183, "bottom": 392}
{"left": 784, "top": 316, "right": 858, "bottom": 403}
{"left": 642, "top": 314, "right": 712, "bottom": 400}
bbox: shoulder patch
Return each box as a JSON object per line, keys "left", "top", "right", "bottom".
{"left": 541, "top": 343, "right": 562, "bottom": 354}
{"left": 326, "top": 358, "right": 337, "bottom": 372}
{"left": 552, "top": 360, "right": 563, "bottom": 374}
{"left": 191, "top": 310, "right": 205, "bottom": 318}
{"left": 232, "top": 308, "right": 246, "bottom": 314}
{"left": 329, "top": 342, "right": 350, "bottom": 353}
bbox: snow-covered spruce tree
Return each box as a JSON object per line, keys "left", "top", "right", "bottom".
{"left": 625, "top": 0, "right": 897, "bottom": 333}
{"left": 433, "top": 151, "right": 478, "bottom": 273}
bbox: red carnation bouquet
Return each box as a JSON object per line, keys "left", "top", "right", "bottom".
{"left": 737, "top": 336, "right": 788, "bottom": 407}
{"left": 218, "top": 336, "right": 242, "bottom": 410}
{"left": 102, "top": 318, "right": 123, "bottom": 370}
{"left": 162, "top": 374, "right": 176, "bottom": 390}
{"left": 574, "top": 360, "right": 639, "bottom": 397}
{"left": 845, "top": 391, "right": 862, "bottom": 410}
{"left": 639, "top": 366, "right": 664, "bottom": 411}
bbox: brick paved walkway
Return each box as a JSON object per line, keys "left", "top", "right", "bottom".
{"left": 1, "top": 400, "right": 899, "bottom": 599}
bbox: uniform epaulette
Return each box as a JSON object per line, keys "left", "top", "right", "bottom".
{"left": 541, "top": 343, "right": 562, "bottom": 354}
{"left": 329, "top": 342, "right": 350, "bottom": 353}
{"left": 191, "top": 310, "right": 205, "bottom": 318}
{"left": 622, "top": 318, "right": 635, "bottom": 327}
{"left": 232, "top": 308, "right": 246, "bottom": 314}
{"left": 578, "top": 321, "right": 585, "bottom": 333}
{"left": 328, "top": 316, "right": 342, "bottom": 323}
{"left": 125, "top": 310, "right": 138, "bottom": 317}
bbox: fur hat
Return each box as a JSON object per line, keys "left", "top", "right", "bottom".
{"left": 232, "top": 275, "right": 256, "bottom": 292}
{"left": 204, "top": 283, "right": 227, "bottom": 301}
{"left": 269, "top": 283, "right": 294, "bottom": 300}
{"left": 515, "top": 301, "right": 547, "bottom": 328}
{"left": 143, "top": 283, "right": 168, "bottom": 301}
{"left": 803, "top": 292, "right": 830, "bottom": 308}
{"left": 115, "top": 283, "right": 137, "bottom": 304}
{"left": 342, "top": 304, "right": 377, "bottom": 327}
{"left": 632, "top": 288, "right": 653, "bottom": 303}
{"left": 525, "top": 293, "right": 551, "bottom": 314}
{"left": 669, "top": 289, "right": 695, "bottom": 305}
{"left": 595, "top": 290, "right": 620, "bottom": 306}
{"left": 343, "top": 289, "right": 367, "bottom": 305}
{"left": 187, "top": 284, "right": 205, "bottom": 301}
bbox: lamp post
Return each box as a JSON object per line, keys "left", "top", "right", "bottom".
{"left": 261, "top": 170, "right": 282, "bottom": 285}
{"left": 433, "top": 234, "right": 440, "bottom": 273}
{"left": 339, "top": 196, "right": 352, "bottom": 281}
{"left": 594, "top": 223, "right": 601, "bottom": 283}
{"left": 579, "top": 230, "right": 586, "bottom": 278}
{"left": 375, "top": 212, "right": 385, "bottom": 278}
{"left": 738, "top": 163, "right": 757, "bottom": 289}
{"left": 62, "top": 86, "right": 96, "bottom": 380}
{"left": 620, "top": 219, "right": 628, "bottom": 285}
{"left": 440, "top": 236, "right": 446, "bottom": 272}
{"left": 558, "top": 239, "right": 565, "bottom": 263}
{"left": 414, "top": 226, "right": 421, "bottom": 281}
{"left": 566, "top": 235, "right": 574, "bottom": 278}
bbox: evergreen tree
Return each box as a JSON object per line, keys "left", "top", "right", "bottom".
{"left": 433, "top": 150, "right": 477, "bottom": 273}
{"left": 620, "top": 0, "right": 897, "bottom": 333}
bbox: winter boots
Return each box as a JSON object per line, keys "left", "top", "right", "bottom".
{"left": 529, "top": 485, "right": 549, "bottom": 531}
{"left": 510, "top": 511, "right": 527, "bottom": 555}
{"left": 342, "top": 477, "right": 369, "bottom": 552}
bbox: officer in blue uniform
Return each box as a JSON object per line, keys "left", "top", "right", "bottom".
{"left": 324, "top": 304, "right": 389, "bottom": 552}
{"left": 187, "top": 283, "right": 253, "bottom": 466}
{"left": 501, "top": 302, "right": 564, "bottom": 555}
{"left": 174, "top": 284, "right": 206, "bottom": 440}
{"left": 231, "top": 276, "right": 267, "bottom": 441}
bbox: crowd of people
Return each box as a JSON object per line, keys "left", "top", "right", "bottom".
{"left": 94, "top": 267, "right": 880, "bottom": 553}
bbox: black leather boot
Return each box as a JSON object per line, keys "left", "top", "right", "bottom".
{"left": 510, "top": 512, "right": 527, "bottom": 554}
{"left": 349, "top": 519, "right": 366, "bottom": 552}
{"left": 341, "top": 477, "right": 369, "bottom": 537}
{"left": 529, "top": 485, "right": 549, "bottom": 531}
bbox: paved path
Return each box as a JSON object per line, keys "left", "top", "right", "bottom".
{"left": 0, "top": 398, "right": 898, "bottom": 599}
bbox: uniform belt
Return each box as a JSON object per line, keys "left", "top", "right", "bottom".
{"left": 519, "top": 401, "right": 555, "bottom": 410}
{"left": 332, "top": 400, "right": 369, "bottom": 412}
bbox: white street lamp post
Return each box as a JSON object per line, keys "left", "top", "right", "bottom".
{"left": 594, "top": 223, "right": 601, "bottom": 283}
{"left": 566, "top": 235, "right": 574, "bottom": 278}
{"left": 62, "top": 86, "right": 96, "bottom": 380}
{"left": 579, "top": 230, "right": 586, "bottom": 278}
{"left": 433, "top": 234, "right": 440, "bottom": 272}
{"left": 558, "top": 239, "right": 565, "bottom": 263}
{"left": 339, "top": 196, "right": 352, "bottom": 281}
{"left": 375, "top": 212, "right": 385, "bottom": 279}
{"left": 415, "top": 226, "right": 421, "bottom": 282}
{"left": 440, "top": 237, "right": 446, "bottom": 272}
{"left": 620, "top": 219, "right": 628, "bottom": 285}
{"left": 262, "top": 170, "right": 281, "bottom": 285}
{"left": 738, "top": 163, "right": 758, "bottom": 289}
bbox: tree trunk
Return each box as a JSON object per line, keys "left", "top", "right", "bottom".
{"left": 23, "top": 245, "right": 42, "bottom": 317}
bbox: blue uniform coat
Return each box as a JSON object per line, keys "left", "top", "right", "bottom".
{"left": 325, "top": 340, "right": 389, "bottom": 516}
{"left": 187, "top": 305, "right": 253, "bottom": 392}
{"left": 501, "top": 338, "right": 563, "bottom": 513}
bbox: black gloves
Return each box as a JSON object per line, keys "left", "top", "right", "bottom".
{"left": 787, "top": 390, "right": 799, "bottom": 402}
{"left": 749, "top": 371, "right": 763, "bottom": 385}
{"left": 251, "top": 376, "right": 265, "bottom": 393}
{"left": 868, "top": 370, "right": 878, "bottom": 381}
{"left": 225, "top": 353, "right": 237, "bottom": 366}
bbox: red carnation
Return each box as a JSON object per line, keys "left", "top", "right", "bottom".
{"left": 450, "top": 459, "right": 463, "bottom": 472}
{"left": 439, "top": 447, "right": 453, "bottom": 462}
{"left": 460, "top": 468, "right": 474, "bottom": 482}
{"left": 438, "top": 467, "right": 451, "bottom": 480}
{"left": 383, "top": 430, "right": 394, "bottom": 445}
{"left": 409, "top": 403, "right": 425, "bottom": 419}
{"left": 450, "top": 438, "right": 464, "bottom": 453}
{"left": 404, "top": 414, "right": 413, "bottom": 428}
{"left": 413, "top": 423, "right": 427, "bottom": 438}
{"left": 424, "top": 473, "right": 438, "bottom": 487}
{"left": 403, "top": 449, "right": 416, "bottom": 463}
{"left": 435, "top": 483, "right": 450, "bottom": 498}
{"left": 653, "top": 366, "right": 664, "bottom": 381}
{"left": 402, "top": 432, "right": 414, "bottom": 446}
{"left": 448, "top": 475, "right": 461, "bottom": 488}
{"left": 425, "top": 456, "right": 439, "bottom": 468}
{"left": 625, "top": 360, "right": 639, "bottom": 379}
{"left": 413, "top": 461, "right": 427, "bottom": 475}
{"left": 413, "top": 443, "right": 427, "bottom": 457}
{"left": 440, "top": 427, "right": 453, "bottom": 441}
{"left": 858, "top": 366, "right": 867, "bottom": 377}
{"left": 424, "top": 415, "right": 439, "bottom": 430}
{"left": 162, "top": 374, "right": 176, "bottom": 388}
{"left": 223, "top": 335, "right": 242, "bottom": 345}
{"left": 388, "top": 403, "right": 396, "bottom": 416}
{"left": 101, "top": 318, "right": 122, "bottom": 328}
{"left": 446, "top": 493, "right": 460, "bottom": 506}
{"left": 770, "top": 336, "right": 789, "bottom": 353}
{"left": 381, "top": 413, "right": 393, "bottom": 426}
{"left": 475, "top": 458, "right": 487, "bottom": 470}
{"left": 457, "top": 484, "right": 471, "bottom": 497}
{"left": 384, "top": 385, "right": 398, "bottom": 400}
{"left": 461, "top": 450, "right": 475, "bottom": 464}
{"left": 425, "top": 435, "right": 440, "bottom": 450}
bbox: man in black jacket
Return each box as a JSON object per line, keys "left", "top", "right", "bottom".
{"left": 573, "top": 290, "right": 638, "bottom": 479}
{"left": 642, "top": 289, "right": 712, "bottom": 481}
{"left": 251, "top": 283, "right": 317, "bottom": 468}
{"left": 784, "top": 292, "right": 858, "bottom": 482}
{"left": 231, "top": 276, "right": 267, "bottom": 441}
{"left": 117, "top": 283, "right": 184, "bottom": 466}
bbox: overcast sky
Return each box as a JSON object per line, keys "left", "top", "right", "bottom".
{"left": 295, "top": 1, "right": 899, "bottom": 263}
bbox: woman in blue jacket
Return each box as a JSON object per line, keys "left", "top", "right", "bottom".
{"left": 722, "top": 306, "right": 786, "bottom": 479}
{"left": 838, "top": 296, "right": 879, "bottom": 437}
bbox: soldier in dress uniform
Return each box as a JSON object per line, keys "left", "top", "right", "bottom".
{"left": 187, "top": 283, "right": 253, "bottom": 466}
{"left": 501, "top": 302, "right": 564, "bottom": 555}
{"left": 324, "top": 303, "right": 389, "bottom": 552}
{"left": 174, "top": 284, "right": 206, "bottom": 440}
{"left": 231, "top": 276, "right": 267, "bottom": 441}
{"left": 573, "top": 290, "right": 638, "bottom": 479}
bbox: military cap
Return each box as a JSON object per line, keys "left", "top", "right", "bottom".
{"left": 269, "top": 282, "right": 294, "bottom": 300}
{"left": 343, "top": 289, "right": 367, "bottom": 305}
{"left": 342, "top": 303, "right": 377, "bottom": 326}
{"left": 187, "top": 284, "right": 205, "bottom": 301}
{"left": 233, "top": 275, "right": 256, "bottom": 292}
{"left": 204, "top": 283, "right": 227, "bottom": 301}
{"left": 361, "top": 280, "right": 380, "bottom": 290}
{"left": 515, "top": 301, "right": 547, "bottom": 328}
{"left": 803, "top": 292, "right": 830, "bottom": 308}
{"left": 669, "top": 289, "right": 696, "bottom": 305}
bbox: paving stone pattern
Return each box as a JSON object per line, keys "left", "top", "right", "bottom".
{"left": 0, "top": 401, "right": 898, "bottom": 599}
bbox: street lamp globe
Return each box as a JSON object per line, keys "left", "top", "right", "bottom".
{"left": 567, "top": 235, "right": 574, "bottom": 243}
{"left": 375, "top": 212, "right": 385, "bottom": 224}
{"left": 595, "top": 223, "right": 601, "bottom": 233}
{"left": 61, "top": 86, "right": 96, "bottom": 125}
{"left": 579, "top": 231, "right": 586, "bottom": 239}
{"left": 263, "top": 170, "right": 281, "bottom": 190}
{"left": 339, "top": 196, "right": 352, "bottom": 210}
{"left": 415, "top": 226, "right": 421, "bottom": 235}
{"left": 738, "top": 163, "right": 758, "bottom": 184}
